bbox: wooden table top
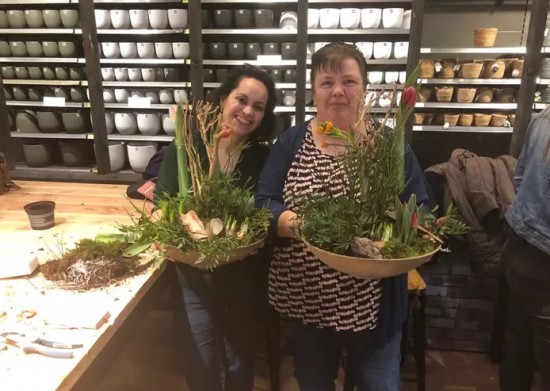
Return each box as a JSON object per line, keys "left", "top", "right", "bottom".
{"left": 0, "top": 180, "right": 164, "bottom": 391}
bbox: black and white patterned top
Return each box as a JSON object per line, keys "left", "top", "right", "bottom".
{"left": 268, "top": 125, "right": 382, "bottom": 332}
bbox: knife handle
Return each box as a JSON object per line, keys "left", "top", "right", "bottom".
{"left": 35, "top": 338, "right": 83, "bottom": 349}
{"left": 22, "top": 343, "right": 74, "bottom": 358}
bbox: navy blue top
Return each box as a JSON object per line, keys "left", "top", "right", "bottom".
{"left": 256, "top": 121, "right": 430, "bottom": 344}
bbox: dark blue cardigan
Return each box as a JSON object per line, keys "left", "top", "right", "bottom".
{"left": 255, "top": 121, "right": 430, "bottom": 345}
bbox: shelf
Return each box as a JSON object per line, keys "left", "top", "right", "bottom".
{"left": 96, "top": 29, "right": 188, "bottom": 35}
{"left": 10, "top": 132, "right": 89, "bottom": 139}
{"left": 201, "top": 0, "right": 296, "bottom": 3}
{"left": 537, "top": 78, "right": 550, "bottom": 85}
{"left": 0, "top": 0, "right": 72, "bottom": 3}
{"left": 303, "top": 59, "right": 407, "bottom": 66}
{"left": 6, "top": 101, "right": 85, "bottom": 108}
{"left": 420, "top": 47, "right": 526, "bottom": 55}
{"left": 415, "top": 102, "right": 518, "bottom": 110}
{"left": 3, "top": 80, "right": 81, "bottom": 86}
{"left": 305, "top": 106, "right": 398, "bottom": 113}
{"left": 413, "top": 125, "right": 513, "bottom": 133}
{"left": 107, "top": 134, "right": 174, "bottom": 142}
{"left": 204, "top": 82, "right": 298, "bottom": 89}
{"left": 419, "top": 78, "right": 522, "bottom": 85}
{"left": 274, "top": 106, "right": 295, "bottom": 113}
{"left": 368, "top": 83, "right": 405, "bottom": 89}
{"left": 0, "top": 28, "right": 80, "bottom": 35}
{"left": 103, "top": 103, "right": 173, "bottom": 109}
{"left": 533, "top": 103, "right": 550, "bottom": 110}
{"left": 202, "top": 29, "right": 296, "bottom": 35}
{"left": 94, "top": 0, "right": 181, "bottom": 3}
{"left": 0, "top": 57, "right": 80, "bottom": 64}
{"left": 100, "top": 81, "right": 189, "bottom": 88}
{"left": 11, "top": 164, "right": 142, "bottom": 184}
{"left": 203, "top": 59, "right": 297, "bottom": 66}
{"left": 308, "top": 0, "right": 411, "bottom": 2}
{"left": 97, "top": 58, "right": 188, "bottom": 65}
{"left": 308, "top": 29, "right": 409, "bottom": 35}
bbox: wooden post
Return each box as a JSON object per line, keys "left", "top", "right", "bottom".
{"left": 189, "top": 0, "right": 203, "bottom": 101}
{"left": 0, "top": 72, "right": 12, "bottom": 166}
{"left": 295, "top": 0, "right": 308, "bottom": 125}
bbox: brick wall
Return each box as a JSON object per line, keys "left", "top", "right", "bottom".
{"left": 419, "top": 240, "right": 499, "bottom": 352}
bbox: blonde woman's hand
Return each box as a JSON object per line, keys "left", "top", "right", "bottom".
{"left": 277, "top": 210, "right": 300, "bottom": 238}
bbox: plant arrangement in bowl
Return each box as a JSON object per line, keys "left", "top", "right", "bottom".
{"left": 297, "top": 68, "right": 468, "bottom": 279}
{"left": 119, "top": 100, "right": 270, "bottom": 269}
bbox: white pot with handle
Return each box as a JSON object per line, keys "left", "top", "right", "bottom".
{"left": 127, "top": 142, "right": 157, "bottom": 173}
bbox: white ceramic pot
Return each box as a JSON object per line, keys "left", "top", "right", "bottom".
{"left": 114, "top": 112, "right": 137, "bottom": 135}
{"left": 104, "top": 112, "right": 115, "bottom": 134}
{"left": 394, "top": 41, "right": 409, "bottom": 59}
{"left": 108, "top": 141, "right": 126, "bottom": 172}
{"left": 137, "top": 113, "right": 161, "bottom": 136}
{"left": 356, "top": 42, "right": 373, "bottom": 59}
{"left": 141, "top": 68, "right": 156, "bottom": 81}
{"left": 365, "top": 91, "right": 377, "bottom": 106}
{"left": 148, "top": 9, "right": 168, "bottom": 29}
{"left": 101, "top": 42, "right": 120, "bottom": 59}
{"left": 0, "top": 11, "right": 9, "bottom": 28}
{"left": 401, "top": 10, "right": 411, "bottom": 29}
{"left": 307, "top": 9, "right": 319, "bottom": 29}
{"left": 319, "top": 9, "right": 339, "bottom": 29}
{"left": 159, "top": 89, "right": 173, "bottom": 104}
{"left": 162, "top": 113, "right": 175, "bottom": 135}
{"left": 137, "top": 42, "right": 154, "bottom": 58}
{"left": 340, "top": 9, "right": 360, "bottom": 29}
{"left": 42, "top": 41, "right": 59, "bottom": 57}
{"left": 378, "top": 93, "right": 392, "bottom": 108}
{"left": 42, "top": 10, "right": 61, "bottom": 28}
{"left": 399, "top": 71, "right": 407, "bottom": 84}
{"left": 127, "top": 142, "right": 157, "bottom": 173}
{"left": 279, "top": 11, "right": 297, "bottom": 30}
{"left": 60, "top": 9, "right": 79, "bottom": 28}
{"left": 130, "top": 89, "right": 145, "bottom": 98}
{"left": 368, "top": 71, "right": 384, "bottom": 84}
{"left": 174, "top": 89, "right": 188, "bottom": 104}
{"left": 25, "top": 10, "right": 44, "bottom": 28}
{"left": 119, "top": 42, "right": 138, "bottom": 59}
{"left": 100, "top": 68, "right": 114, "bottom": 81}
{"left": 103, "top": 88, "right": 116, "bottom": 103}
{"left": 382, "top": 8, "right": 404, "bottom": 29}
{"left": 168, "top": 9, "right": 188, "bottom": 29}
{"left": 145, "top": 91, "right": 159, "bottom": 104}
{"left": 373, "top": 42, "right": 392, "bottom": 59}
{"left": 58, "top": 41, "right": 76, "bottom": 58}
{"left": 10, "top": 41, "right": 27, "bottom": 57}
{"left": 95, "top": 9, "right": 111, "bottom": 29}
{"left": 7, "top": 10, "right": 26, "bottom": 28}
{"left": 128, "top": 68, "right": 142, "bottom": 81}
{"left": 172, "top": 42, "right": 190, "bottom": 59}
{"left": 110, "top": 10, "right": 130, "bottom": 29}
{"left": 361, "top": 8, "right": 381, "bottom": 29}
{"left": 114, "top": 88, "right": 129, "bottom": 103}
{"left": 114, "top": 67, "right": 129, "bottom": 81}
{"left": 155, "top": 42, "right": 173, "bottom": 59}
{"left": 129, "top": 9, "right": 148, "bottom": 29}
{"left": 283, "top": 90, "right": 296, "bottom": 106}
{"left": 385, "top": 71, "right": 399, "bottom": 84}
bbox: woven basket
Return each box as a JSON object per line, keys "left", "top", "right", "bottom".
{"left": 508, "top": 114, "right": 516, "bottom": 127}
{"left": 444, "top": 113, "right": 459, "bottom": 126}
{"left": 494, "top": 88, "right": 515, "bottom": 103}
{"left": 483, "top": 60, "right": 505, "bottom": 79}
{"left": 460, "top": 62, "right": 483, "bottom": 78}
{"left": 435, "top": 86, "right": 454, "bottom": 102}
{"left": 417, "top": 87, "right": 432, "bottom": 102}
{"left": 490, "top": 114, "right": 507, "bottom": 127}
{"left": 474, "top": 28, "right": 498, "bottom": 47}
{"left": 458, "top": 114, "right": 474, "bottom": 126}
{"left": 419, "top": 59, "right": 435, "bottom": 78}
{"left": 474, "top": 113, "right": 492, "bottom": 127}
{"left": 456, "top": 88, "right": 477, "bottom": 103}
{"left": 414, "top": 113, "right": 425, "bottom": 125}
{"left": 440, "top": 59, "right": 457, "bottom": 79}
{"left": 510, "top": 59, "right": 524, "bottom": 78}
{"left": 475, "top": 88, "right": 494, "bottom": 103}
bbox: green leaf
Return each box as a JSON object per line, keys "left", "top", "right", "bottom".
{"left": 123, "top": 241, "right": 153, "bottom": 257}
{"left": 94, "top": 233, "right": 127, "bottom": 243}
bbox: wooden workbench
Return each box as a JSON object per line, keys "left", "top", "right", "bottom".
{"left": 0, "top": 180, "right": 174, "bottom": 391}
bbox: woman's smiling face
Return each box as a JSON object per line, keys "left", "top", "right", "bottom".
{"left": 220, "top": 77, "right": 268, "bottom": 140}
{"left": 313, "top": 58, "right": 365, "bottom": 131}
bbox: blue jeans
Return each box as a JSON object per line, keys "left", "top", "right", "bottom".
{"left": 176, "top": 258, "right": 266, "bottom": 391}
{"left": 292, "top": 321, "right": 402, "bottom": 391}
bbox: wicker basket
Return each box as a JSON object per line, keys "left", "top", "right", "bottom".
{"left": 458, "top": 114, "right": 474, "bottom": 126}
{"left": 475, "top": 88, "right": 494, "bottom": 103}
{"left": 419, "top": 59, "right": 436, "bottom": 78}
{"left": 474, "top": 28, "right": 498, "bottom": 47}
{"left": 490, "top": 114, "right": 507, "bottom": 127}
{"left": 435, "top": 86, "right": 454, "bottom": 102}
{"left": 508, "top": 114, "right": 516, "bottom": 127}
{"left": 456, "top": 88, "right": 477, "bottom": 103}
{"left": 460, "top": 62, "right": 483, "bottom": 78}
{"left": 474, "top": 113, "right": 492, "bottom": 127}
{"left": 510, "top": 59, "right": 524, "bottom": 78}
{"left": 483, "top": 60, "right": 506, "bottom": 79}
{"left": 444, "top": 113, "right": 459, "bottom": 126}
{"left": 417, "top": 87, "right": 432, "bottom": 102}
{"left": 414, "top": 113, "right": 425, "bottom": 125}
{"left": 440, "top": 59, "right": 457, "bottom": 79}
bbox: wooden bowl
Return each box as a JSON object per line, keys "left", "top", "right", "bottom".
{"left": 302, "top": 238, "right": 440, "bottom": 279}
{"left": 166, "top": 239, "right": 265, "bottom": 269}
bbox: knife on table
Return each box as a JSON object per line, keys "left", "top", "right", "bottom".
{"left": 1, "top": 333, "right": 75, "bottom": 359}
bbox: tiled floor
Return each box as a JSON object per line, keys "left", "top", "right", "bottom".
{"left": 96, "top": 309, "right": 543, "bottom": 391}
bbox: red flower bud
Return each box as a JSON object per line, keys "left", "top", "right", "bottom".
{"left": 401, "top": 86, "right": 416, "bottom": 107}
{"left": 411, "top": 211, "right": 418, "bottom": 229}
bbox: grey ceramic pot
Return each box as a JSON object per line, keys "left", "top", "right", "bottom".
{"left": 53, "top": 87, "right": 69, "bottom": 100}
{"left": 0, "top": 41, "right": 11, "bottom": 56}
{"left": 209, "top": 43, "right": 227, "bottom": 60}
{"left": 70, "top": 88, "right": 86, "bottom": 102}
{"left": 4, "top": 87, "right": 13, "bottom": 100}
{"left": 282, "top": 43, "right": 297, "bottom": 59}
{"left": 1, "top": 66, "right": 15, "bottom": 79}
{"left": 42, "top": 67, "right": 56, "bottom": 80}
{"left": 228, "top": 43, "right": 245, "bottom": 60}
{"left": 254, "top": 9, "right": 274, "bottom": 28}
{"left": 10, "top": 41, "right": 27, "bottom": 57}
{"left": 23, "top": 141, "right": 53, "bottom": 167}
{"left": 16, "top": 111, "right": 40, "bottom": 133}
{"left": 7, "top": 10, "right": 26, "bottom": 28}
{"left": 58, "top": 41, "right": 77, "bottom": 57}
{"left": 42, "top": 42, "right": 60, "bottom": 57}
{"left": 55, "top": 67, "right": 69, "bottom": 80}
{"left": 69, "top": 67, "right": 84, "bottom": 80}
{"left": 234, "top": 9, "right": 253, "bottom": 28}
{"left": 215, "top": 68, "right": 228, "bottom": 81}
{"left": 60, "top": 9, "right": 79, "bottom": 28}
{"left": 59, "top": 140, "right": 95, "bottom": 167}
{"left": 203, "top": 68, "right": 215, "bottom": 82}
{"left": 270, "top": 69, "right": 283, "bottom": 82}
{"left": 42, "top": 10, "right": 62, "bottom": 28}
{"left": 14, "top": 66, "right": 29, "bottom": 79}
{"left": 26, "top": 41, "right": 43, "bottom": 57}
{"left": 25, "top": 9, "right": 44, "bottom": 28}
{"left": 246, "top": 43, "right": 262, "bottom": 60}
{"left": 28, "top": 67, "right": 42, "bottom": 79}
{"left": 12, "top": 86, "right": 27, "bottom": 101}
{"left": 37, "top": 111, "right": 64, "bottom": 133}
{"left": 214, "top": 9, "right": 232, "bottom": 28}
{"left": 263, "top": 42, "right": 279, "bottom": 55}
{"left": 0, "top": 11, "right": 8, "bottom": 28}
{"left": 201, "top": 10, "right": 210, "bottom": 27}
{"left": 284, "top": 69, "right": 297, "bottom": 83}
{"left": 27, "top": 87, "right": 43, "bottom": 101}
{"left": 62, "top": 111, "right": 88, "bottom": 133}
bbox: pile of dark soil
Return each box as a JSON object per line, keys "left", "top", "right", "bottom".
{"left": 40, "top": 239, "right": 152, "bottom": 290}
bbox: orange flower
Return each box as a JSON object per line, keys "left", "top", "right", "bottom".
{"left": 317, "top": 126, "right": 324, "bottom": 134}
{"left": 321, "top": 142, "right": 329, "bottom": 148}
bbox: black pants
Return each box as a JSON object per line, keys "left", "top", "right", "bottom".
{"left": 499, "top": 229, "right": 550, "bottom": 391}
